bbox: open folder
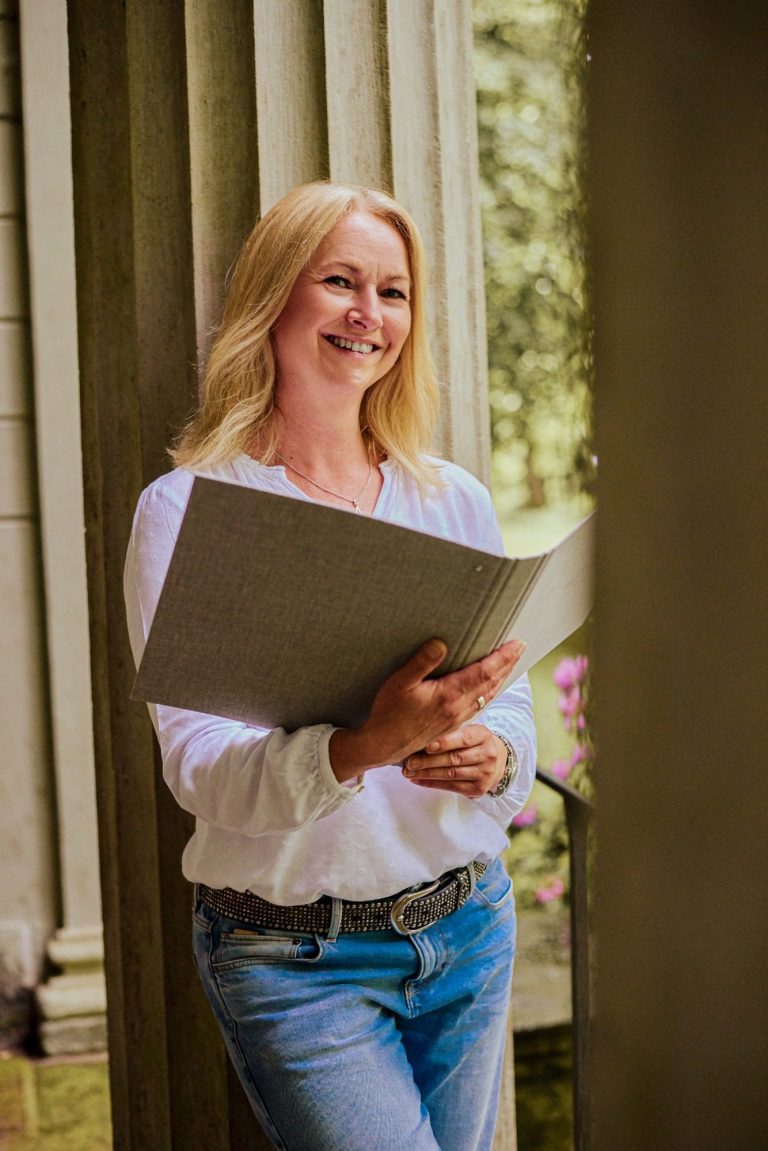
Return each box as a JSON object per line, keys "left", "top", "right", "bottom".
{"left": 132, "top": 477, "right": 594, "bottom": 731}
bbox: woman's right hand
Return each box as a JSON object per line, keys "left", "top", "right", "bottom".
{"left": 328, "top": 637, "right": 526, "bottom": 784}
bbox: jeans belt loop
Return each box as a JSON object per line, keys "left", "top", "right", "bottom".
{"left": 326, "top": 896, "right": 343, "bottom": 943}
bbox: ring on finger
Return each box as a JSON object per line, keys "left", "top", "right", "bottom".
{"left": 476, "top": 694, "right": 487, "bottom": 711}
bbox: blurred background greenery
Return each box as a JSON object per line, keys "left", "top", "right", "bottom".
{"left": 475, "top": 0, "right": 593, "bottom": 535}
{"left": 473, "top": 7, "right": 594, "bottom": 1143}
{"left": 473, "top": 0, "right": 595, "bottom": 907}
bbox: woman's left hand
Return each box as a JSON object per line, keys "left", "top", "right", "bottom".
{"left": 401, "top": 725, "right": 506, "bottom": 799}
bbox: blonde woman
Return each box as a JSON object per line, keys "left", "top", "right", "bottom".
{"left": 124, "top": 182, "right": 536, "bottom": 1151}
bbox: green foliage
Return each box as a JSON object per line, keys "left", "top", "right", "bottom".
{"left": 504, "top": 793, "right": 571, "bottom": 910}
{"left": 474, "top": 0, "right": 593, "bottom": 512}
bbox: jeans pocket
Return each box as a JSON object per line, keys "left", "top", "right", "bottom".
{"left": 212, "top": 926, "right": 325, "bottom": 971}
{"left": 473, "top": 859, "right": 515, "bottom": 910}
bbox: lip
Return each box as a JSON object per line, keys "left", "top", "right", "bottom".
{"left": 323, "top": 333, "right": 382, "bottom": 355}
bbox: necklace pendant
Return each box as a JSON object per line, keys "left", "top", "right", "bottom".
{"left": 352, "top": 499, "right": 361, "bottom": 512}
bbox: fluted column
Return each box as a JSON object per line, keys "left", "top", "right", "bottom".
{"left": 68, "top": 2, "right": 495, "bottom": 1146}
{"left": 18, "top": 0, "right": 106, "bottom": 1058}
{"left": 0, "top": 0, "right": 58, "bottom": 1051}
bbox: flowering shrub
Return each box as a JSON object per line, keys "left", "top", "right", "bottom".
{"left": 550, "top": 654, "right": 593, "bottom": 800}
{"left": 512, "top": 804, "right": 538, "bottom": 829}
{"left": 505, "top": 653, "right": 593, "bottom": 909}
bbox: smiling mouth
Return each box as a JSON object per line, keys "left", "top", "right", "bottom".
{"left": 324, "top": 334, "right": 379, "bottom": 355}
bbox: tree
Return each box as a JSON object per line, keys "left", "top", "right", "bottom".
{"left": 474, "top": 0, "right": 593, "bottom": 512}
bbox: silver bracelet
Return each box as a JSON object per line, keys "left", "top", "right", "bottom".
{"left": 486, "top": 730, "right": 519, "bottom": 797}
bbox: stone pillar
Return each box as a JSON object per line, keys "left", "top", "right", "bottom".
{"left": 18, "top": 0, "right": 105, "bottom": 1056}
{"left": 590, "top": 3, "right": 768, "bottom": 1149}
{"left": 67, "top": 2, "right": 497, "bottom": 1146}
{"left": 0, "top": 0, "right": 58, "bottom": 1050}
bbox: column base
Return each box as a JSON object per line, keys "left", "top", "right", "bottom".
{"left": 36, "top": 926, "right": 107, "bottom": 1056}
{"left": 39, "top": 1011, "right": 107, "bottom": 1056}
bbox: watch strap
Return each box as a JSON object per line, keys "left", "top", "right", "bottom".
{"left": 486, "top": 730, "right": 519, "bottom": 797}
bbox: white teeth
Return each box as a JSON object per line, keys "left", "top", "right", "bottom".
{"left": 327, "top": 335, "right": 376, "bottom": 354}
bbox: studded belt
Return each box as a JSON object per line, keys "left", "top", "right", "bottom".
{"left": 198, "top": 861, "right": 487, "bottom": 937}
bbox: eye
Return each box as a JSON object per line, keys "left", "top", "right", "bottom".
{"left": 324, "top": 274, "right": 352, "bottom": 288}
{"left": 381, "top": 286, "right": 409, "bottom": 301}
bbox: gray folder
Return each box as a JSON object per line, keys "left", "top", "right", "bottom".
{"left": 132, "top": 477, "right": 594, "bottom": 731}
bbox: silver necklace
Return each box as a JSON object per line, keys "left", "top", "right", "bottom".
{"left": 275, "top": 451, "right": 373, "bottom": 513}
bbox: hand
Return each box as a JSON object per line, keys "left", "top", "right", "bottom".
{"left": 329, "top": 637, "right": 526, "bottom": 783}
{"left": 402, "top": 724, "right": 507, "bottom": 799}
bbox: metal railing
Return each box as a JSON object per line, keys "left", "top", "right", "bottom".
{"left": 535, "top": 766, "right": 593, "bottom": 1151}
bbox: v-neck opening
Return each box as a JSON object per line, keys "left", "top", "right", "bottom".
{"left": 232, "top": 453, "right": 394, "bottom": 518}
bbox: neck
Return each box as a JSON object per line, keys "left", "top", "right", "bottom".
{"left": 272, "top": 391, "right": 372, "bottom": 479}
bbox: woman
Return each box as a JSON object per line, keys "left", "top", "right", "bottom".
{"left": 124, "top": 182, "right": 536, "bottom": 1151}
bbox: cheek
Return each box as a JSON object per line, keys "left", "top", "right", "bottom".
{"left": 390, "top": 313, "right": 412, "bottom": 357}
{"left": 272, "top": 308, "right": 306, "bottom": 363}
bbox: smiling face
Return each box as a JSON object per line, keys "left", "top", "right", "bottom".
{"left": 272, "top": 210, "right": 412, "bottom": 404}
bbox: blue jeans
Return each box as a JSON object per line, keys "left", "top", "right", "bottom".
{"left": 192, "top": 857, "right": 516, "bottom": 1151}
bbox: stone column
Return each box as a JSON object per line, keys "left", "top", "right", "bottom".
{"left": 68, "top": 2, "right": 497, "bottom": 1146}
{"left": 17, "top": 0, "right": 105, "bottom": 1055}
{"left": 0, "top": 0, "right": 58, "bottom": 1051}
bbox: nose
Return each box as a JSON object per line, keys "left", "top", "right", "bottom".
{"left": 347, "top": 285, "right": 382, "bottom": 330}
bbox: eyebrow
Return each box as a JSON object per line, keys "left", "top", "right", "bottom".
{"left": 320, "top": 259, "right": 410, "bottom": 284}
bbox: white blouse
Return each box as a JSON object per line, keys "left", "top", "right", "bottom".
{"left": 123, "top": 453, "right": 537, "bottom": 904}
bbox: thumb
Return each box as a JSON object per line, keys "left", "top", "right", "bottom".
{"left": 393, "top": 638, "right": 448, "bottom": 688}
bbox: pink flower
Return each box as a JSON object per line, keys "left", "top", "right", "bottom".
{"left": 551, "top": 759, "right": 571, "bottom": 780}
{"left": 512, "top": 805, "right": 537, "bottom": 828}
{"left": 557, "top": 686, "right": 581, "bottom": 717}
{"left": 553, "top": 658, "right": 579, "bottom": 691}
{"left": 569, "top": 744, "right": 588, "bottom": 766}
{"left": 535, "top": 877, "right": 566, "bottom": 903}
{"left": 553, "top": 655, "right": 589, "bottom": 691}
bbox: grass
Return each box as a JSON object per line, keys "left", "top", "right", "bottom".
{"left": 515, "top": 1026, "right": 574, "bottom": 1151}
{"left": 0, "top": 1054, "right": 112, "bottom": 1151}
{"left": 0, "top": 1046, "right": 572, "bottom": 1151}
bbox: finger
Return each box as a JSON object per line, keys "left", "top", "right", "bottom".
{"left": 403, "top": 750, "right": 483, "bottom": 777}
{"left": 494, "top": 637, "right": 527, "bottom": 662}
{"left": 389, "top": 638, "right": 448, "bottom": 690}
{"left": 410, "top": 777, "right": 487, "bottom": 797}
{"left": 475, "top": 638, "right": 527, "bottom": 681}
{"left": 421, "top": 724, "right": 486, "bottom": 756}
{"left": 447, "top": 639, "right": 526, "bottom": 702}
{"left": 414, "top": 762, "right": 470, "bottom": 781}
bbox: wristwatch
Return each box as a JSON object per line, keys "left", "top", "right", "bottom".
{"left": 487, "top": 731, "right": 519, "bottom": 797}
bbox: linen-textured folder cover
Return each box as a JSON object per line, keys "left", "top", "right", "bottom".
{"left": 132, "top": 477, "right": 594, "bottom": 731}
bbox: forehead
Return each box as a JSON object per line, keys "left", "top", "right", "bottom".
{"left": 313, "top": 210, "right": 410, "bottom": 277}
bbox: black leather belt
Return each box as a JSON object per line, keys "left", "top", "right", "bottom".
{"left": 198, "top": 861, "right": 487, "bottom": 937}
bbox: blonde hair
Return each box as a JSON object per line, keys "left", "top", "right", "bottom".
{"left": 171, "top": 182, "right": 440, "bottom": 486}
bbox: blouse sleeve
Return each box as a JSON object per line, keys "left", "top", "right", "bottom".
{"left": 123, "top": 475, "right": 363, "bottom": 839}
{"left": 458, "top": 474, "right": 538, "bottom": 820}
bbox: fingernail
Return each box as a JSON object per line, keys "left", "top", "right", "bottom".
{"left": 510, "top": 640, "right": 528, "bottom": 657}
{"left": 426, "top": 741, "right": 440, "bottom": 753}
{"left": 426, "top": 639, "right": 446, "bottom": 659}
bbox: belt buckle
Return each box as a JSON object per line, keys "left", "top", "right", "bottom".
{"left": 390, "top": 878, "right": 442, "bottom": 936}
